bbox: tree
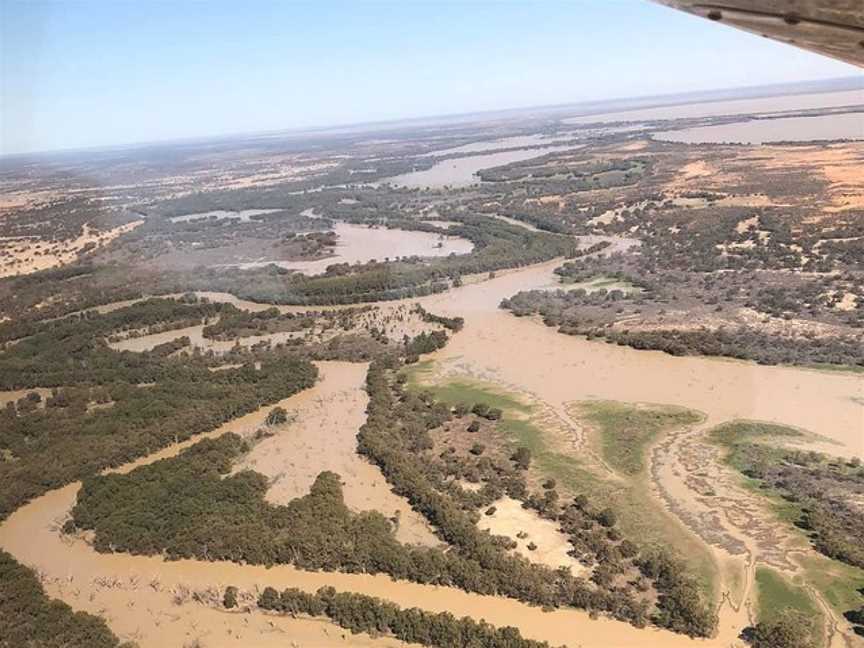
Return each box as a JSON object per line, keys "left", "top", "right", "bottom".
{"left": 266, "top": 406, "right": 288, "bottom": 426}
{"left": 597, "top": 508, "right": 617, "bottom": 527}
{"left": 471, "top": 403, "right": 490, "bottom": 418}
{"left": 467, "top": 421, "right": 480, "bottom": 433}
{"left": 512, "top": 446, "right": 531, "bottom": 470}
{"left": 223, "top": 586, "right": 238, "bottom": 609}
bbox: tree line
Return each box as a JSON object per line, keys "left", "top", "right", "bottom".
{"left": 257, "top": 585, "right": 555, "bottom": 648}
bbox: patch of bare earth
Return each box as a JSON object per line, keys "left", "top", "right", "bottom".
{"left": 0, "top": 220, "right": 142, "bottom": 278}
{"left": 478, "top": 496, "right": 587, "bottom": 575}
{"left": 737, "top": 144, "right": 864, "bottom": 213}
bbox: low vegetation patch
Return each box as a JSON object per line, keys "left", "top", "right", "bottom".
{"left": 576, "top": 401, "right": 702, "bottom": 476}
{"left": 756, "top": 567, "right": 822, "bottom": 642}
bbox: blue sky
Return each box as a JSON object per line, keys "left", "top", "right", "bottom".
{"left": 1, "top": 0, "right": 858, "bottom": 154}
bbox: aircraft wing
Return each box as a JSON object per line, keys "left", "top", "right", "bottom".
{"left": 654, "top": 1, "right": 864, "bottom": 67}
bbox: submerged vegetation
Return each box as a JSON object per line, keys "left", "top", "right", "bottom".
{"left": 0, "top": 550, "right": 127, "bottom": 648}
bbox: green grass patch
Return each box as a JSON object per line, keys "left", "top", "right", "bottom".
{"left": 709, "top": 420, "right": 803, "bottom": 449}
{"left": 401, "top": 364, "right": 531, "bottom": 415}
{"left": 755, "top": 567, "right": 820, "bottom": 622}
{"left": 755, "top": 567, "right": 824, "bottom": 647}
{"left": 800, "top": 554, "right": 864, "bottom": 616}
{"left": 576, "top": 401, "right": 702, "bottom": 476}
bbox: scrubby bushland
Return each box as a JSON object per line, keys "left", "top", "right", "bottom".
{"left": 501, "top": 287, "right": 864, "bottom": 369}
{"left": 0, "top": 550, "right": 127, "bottom": 648}
{"left": 258, "top": 585, "right": 552, "bottom": 648}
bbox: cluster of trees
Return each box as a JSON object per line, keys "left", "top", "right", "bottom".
{"left": 258, "top": 585, "right": 553, "bottom": 648}
{"left": 412, "top": 304, "right": 464, "bottom": 332}
{"left": 746, "top": 609, "right": 817, "bottom": 648}
{"left": 568, "top": 240, "right": 613, "bottom": 259}
{"left": 200, "top": 304, "right": 318, "bottom": 340}
{"left": 72, "top": 435, "right": 405, "bottom": 569}
{"left": 0, "top": 550, "right": 128, "bottom": 648}
{"left": 845, "top": 606, "right": 864, "bottom": 638}
{"left": 404, "top": 330, "right": 449, "bottom": 362}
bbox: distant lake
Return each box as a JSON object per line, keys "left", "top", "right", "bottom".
{"left": 654, "top": 111, "right": 864, "bottom": 144}
{"left": 420, "top": 134, "right": 578, "bottom": 157}
{"left": 563, "top": 89, "right": 864, "bottom": 124}
{"left": 383, "top": 144, "right": 582, "bottom": 189}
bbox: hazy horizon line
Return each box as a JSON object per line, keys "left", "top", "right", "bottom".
{"left": 4, "top": 74, "right": 862, "bottom": 160}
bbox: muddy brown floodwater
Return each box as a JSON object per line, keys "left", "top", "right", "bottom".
{"left": 231, "top": 223, "right": 474, "bottom": 275}
{"left": 233, "top": 361, "right": 438, "bottom": 546}
{"left": 2, "top": 256, "right": 862, "bottom": 647}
